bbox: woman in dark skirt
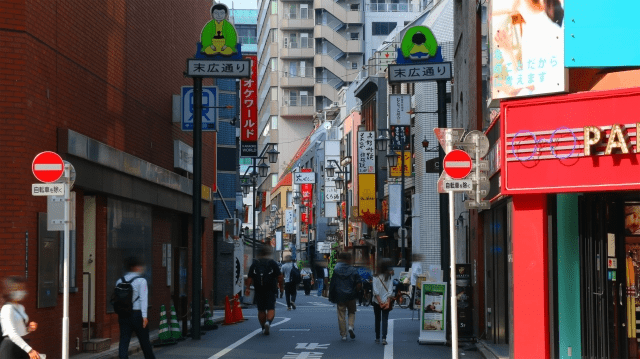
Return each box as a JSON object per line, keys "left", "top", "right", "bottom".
{"left": 0, "top": 276, "right": 41, "bottom": 359}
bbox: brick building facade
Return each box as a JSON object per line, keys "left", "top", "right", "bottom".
{"left": 0, "top": 1, "right": 228, "bottom": 355}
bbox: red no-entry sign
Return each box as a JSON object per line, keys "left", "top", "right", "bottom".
{"left": 443, "top": 150, "right": 472, "bottom": 179}
{"left": 32, "top": 151, "right": 64, "bottom": 183}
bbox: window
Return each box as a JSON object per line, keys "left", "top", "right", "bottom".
{"left": 300, "top": 4, "right": 309, "bottom": 19}
{"left": 301, "top": 33, "right": 309, "bottom": 49}
{"left": 289, "top": 62, "right": 298, "bottom": 77}
{"left": 350, "top": 3, "right": 360, "bottom": 10}
{"left": 287, "top": 191, "right": 293, "bottom": 207}
{"left": 352, "top": 62, "right": 358, "bottom": 69}
{"left": 290, "top": 33, "right": 298, "bottom": 48}
{"left": 263, "top": 123, "right": 270, "bottom": 136}
{"left": 270, "top": 58, "right": 277, "bottom": 71}
{"left": 372, "top": 22, "right": 397, "bottom": 36}
{"left": 350, "top": 32, "right": 359, "bottom": 40}
{"left": 271, "top": 0, "right": 277, "bottom": 14}
{"left": 300, "top": 60, "right": 306, "bottom": 77}
{"left": 270, "top": 29, "right": 278, "bottom": 42}
{"left": 272, "top": 174, "right": 278, "bottom": 187}
{"left": 289, "top": 4, "right": 297, "bottom": 18}
{"left": 271, "top": 87, "right": 278, "bottom": 101}
{"left": 290, "top": 90, "right": 298, "bottom": 106}
{"left": 271, "top": 116, "right": 278, "bottom": 129}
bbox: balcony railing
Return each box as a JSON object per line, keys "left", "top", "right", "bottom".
{"left": 285, "top": 41, "right": 314, "bottom": 49}
{"left": 284, "top": 12, "right": 312, "bottom": 20}
{"left": 283, "top": 71, "right": 314, "bottom": 78}
{"left": 366, "top": 3, "right": 415, "bottom": 11}
{"left": 283, "top": 95, "right": 314, "bottom": 107}
{"left": 238, "top": 36, "right": 257, "bottom": 45}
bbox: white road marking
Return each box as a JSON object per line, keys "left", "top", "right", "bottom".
{"left": 384, "top": 318, "right": 414, "bottom": 359}
{"left": 207, "top": 317, "right": 291, "bottom": 359}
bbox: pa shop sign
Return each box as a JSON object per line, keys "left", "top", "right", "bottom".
{"left": 501, "top": 87, "right": 640, "bottom": 195}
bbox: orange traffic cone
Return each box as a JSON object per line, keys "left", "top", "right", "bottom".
{"left": 223, "top": 296, "right": 235, "bottom": 325}
{"left": 231, "top": 294, "right": 245, "bottom": 323}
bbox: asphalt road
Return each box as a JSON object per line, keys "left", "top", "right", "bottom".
{"left": 132, "top": 290, "right": 482, "bottom": 359}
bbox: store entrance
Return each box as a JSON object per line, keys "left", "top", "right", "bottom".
{"left": 580, "top": 195, "right": 640, "bottom": 359}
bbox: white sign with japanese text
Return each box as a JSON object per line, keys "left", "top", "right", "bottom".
{"left": 293, "top": 172, "right": 316, "bottom": 184}
{"left": 325, "top": 186, "right": 340, "bottom": 202}
{"left": 358, "top": 131, "right": 375, "bottom": 174}
{"left": 186, "top": 59, "right": 251, "bottom": 78}
{"left": 389, "top": 94, "right": 411, "bottom": 126}
{"left": 285, "top": 209, "right": 294, "bottom": 234}
{"left": 32, "top": 183, "right": 65, "bottom": 196}
{"left": 388, "top": 62, "right": 452, "bottom": 83}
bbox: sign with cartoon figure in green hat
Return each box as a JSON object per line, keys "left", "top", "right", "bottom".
{"left": 201, "top": 2, "right": 237, "bottom": 56}
{"left": 388, "top": 25, "right": 451, "bottom": 83}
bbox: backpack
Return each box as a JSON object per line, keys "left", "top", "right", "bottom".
{"left": 290, "top": 264, "right": 301, "bottom": 285}
{"left": 111, "top": 276, "right": 141, "bottom": 317}
{"left": 253, "top": 259, "right": 276, "bottom": 291}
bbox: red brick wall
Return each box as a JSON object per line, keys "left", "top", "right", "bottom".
{"left": 1, "top": 0, "right": 218, "bottom": 356}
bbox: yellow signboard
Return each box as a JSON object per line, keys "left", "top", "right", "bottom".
{"left": 390, "top": 152, "right": 412, "bottom": 177}
{"left": 358, "top": 174, "right": 376, "bottom": 216}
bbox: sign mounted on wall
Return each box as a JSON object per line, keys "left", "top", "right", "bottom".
{"left": 241, "top": 56, "right": 258, "bottom": 157}
{"left": 502, "top": 87, "right": 640, "bottom": 194}
{"left": 389, "top": 25, "right": 452, "bottom": 84}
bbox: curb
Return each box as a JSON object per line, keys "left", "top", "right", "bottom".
{"left": 476, "top": 341, "right": 509, "bottom": 359}
{"left": 70, "top": 317, "right": 225, "bottom": 359}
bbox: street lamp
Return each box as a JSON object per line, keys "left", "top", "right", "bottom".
{"left": 293, "top": 191, "right": 301, "bottom": 205}
{"left": 376, "top": 130, "right": 389, "bottom": 152}
{"left": 267, "top": 148, "right": 280, "bottom": 164}
{"left": 258, "top": 162, "right": 269, "bottom": 177}
{"left": 386, "top": 151, "right": 399, "bottom": 168}
{"left": 334, "top": 176, "right": 344, "bottom": 190}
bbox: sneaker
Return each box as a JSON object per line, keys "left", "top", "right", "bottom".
{"left": 348, "top": 327, "right": 356, "bottom": 339}
{"left": 263, "top": 321, "right": 270, "bottom": 335}
{"left": 291, "top": 302, "right": 296, "bottom": 310}
{"left": 382, "top": 339, "right": 388, "bottom": 345}
{"left": 341, "top": 336, "right": 347, "bottom": 341}
{"left": 375, "top": 339, "right": 380, "bottom": 344}
{"left": 287, "top": 307, "right": 292, "bottom": 311}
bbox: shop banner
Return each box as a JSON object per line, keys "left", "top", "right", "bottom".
{"left": 502, "top": 87, "right": 640, "bottom": 194}
{"left": 390, "top": 151, "right": 412, "bottom": 177}
{"left": 388, "top": 184, "right": 402, "bottom": 227}
{"left": 301, "top": 168, "right": 313, "bottom": 223}
{"left": 456, "top": 264, "right": 473, "bottom": 337}
{"left": 285, "top": 209, "right": 294, "bottom": 234}
{"left": 358, "top": 174, "right": 376, "bottom": 216}
{"left": 241, "top": 55, "right": 258, "bottom": 156}
{"left": 418, "top": 282, "right": 447, "bottom": 344}
{"left": 358, "top": 131, "right": 375, "bottom": 174}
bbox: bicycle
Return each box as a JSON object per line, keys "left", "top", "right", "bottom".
{"left": 360, "top": 279, "right": 373, "bottom": 306}
{"left": 393, "top": 280, "right": 411, "bottom": 309}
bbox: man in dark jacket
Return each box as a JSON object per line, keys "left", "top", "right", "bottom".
{"left": 329, "top": 252, "right": 361, "bottom": 341}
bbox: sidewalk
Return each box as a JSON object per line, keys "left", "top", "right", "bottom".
{"left": 71, "top": 314, "right": 225, "bottom": 359}
{"left": 476, "top": 340, "right": 509, "bottom": 359}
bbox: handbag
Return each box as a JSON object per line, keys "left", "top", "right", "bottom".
{"left": 378, "top": 277, "right": 394, "bottom": 310}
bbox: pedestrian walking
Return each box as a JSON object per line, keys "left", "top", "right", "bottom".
{"left": 301, "top": 267, "right": 314, "bottom": 296}
{"left": 281, "top": 256, "right": 300, "bottom": 310}
{"left": 328, "top": 252, "right": 361, "bottom": 341}
{"left": 372, "top": 259, "right": 395, "bottom": 345}
{"left": 0, "top": 276, "right": 41, "bottom": 359}
{"left": 315, "top": 263, "right": 326, "bottom": 297}
{"left": 112, "top": 257, "right": 155, "bottom": 359}
{"left": 246, "top": 245, "right": 284, "bottom": 335}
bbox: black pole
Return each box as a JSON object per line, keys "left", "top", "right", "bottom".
{"left": 400, "top": 148, "right": 406, "bottom": 271}
{"left": 437, "top": 79, "right": 450, "bottom": 283}
{"left": 252, "top": 157, "right": 257, "bottom": 260}
{"left": 192, "top": 76, "right": 202, "bottom": 340}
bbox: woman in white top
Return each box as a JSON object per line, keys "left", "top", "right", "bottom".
{"left": 372, "top": 259, "right": 394, "bottom": 345}
{"left": 0, "top": 276, "right": 40, "bottom": 359}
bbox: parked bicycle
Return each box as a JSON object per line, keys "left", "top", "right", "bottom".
{"left": 393, "top": 279, "right": 411, "bottom": 309}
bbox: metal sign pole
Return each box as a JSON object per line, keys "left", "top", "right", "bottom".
{"left": 192, "top": 76, "right": 203, "bottom": 340}
{"left": 62, "top": 164, "right": 70, "bottom": 359}
{"left": 449, "top": 190, "right": 458, "bottom": 359}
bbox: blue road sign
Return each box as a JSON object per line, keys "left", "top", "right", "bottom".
{"left": 181, "top": 86, "right": 217, "bottom": 131}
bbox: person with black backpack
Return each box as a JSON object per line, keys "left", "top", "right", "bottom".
{"left": 280, "top": 255, "right": 300, "bottom": 310}
{"left": 246, "top": 245, "right": 283, "bottom": 335}
{"left": 112, "top": 257, "right": 155, "bottom": 359}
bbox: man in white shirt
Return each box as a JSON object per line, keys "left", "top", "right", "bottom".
{"left": 115, "top": 257, "right": 155, "bottom": 359}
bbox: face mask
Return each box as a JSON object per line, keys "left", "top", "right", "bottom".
{"left": 10, "top": 290, "right": 26, "bottom": 301}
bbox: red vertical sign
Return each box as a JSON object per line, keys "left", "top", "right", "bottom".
{"left": 241, "top": 55, "right": 258, "bottom": 157}
{"left": 301, "top": 168, "right": 313, "bottom": 224}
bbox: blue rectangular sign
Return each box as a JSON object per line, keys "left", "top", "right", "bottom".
{"left": 565, "top": 1, "right": 640, "bottom": 67}
{"left": 181, "top": 86, "right": 217, "bottom": 131}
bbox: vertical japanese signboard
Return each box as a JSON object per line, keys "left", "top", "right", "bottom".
{"left": 389, "top": 94, "right": 411, "bottom": 126}
{"left": 301, "top": 168, "right": 312, "bottom": 224}
{"left": 358, "top": 131, "right": 375, "bottom": 173}
{"left": 241, "top": 55, "right": 258, "bottom": 156}
{"left": 358, "top": 174, "right": 376, "bottom": 216}
{"left": 285, "top": 209, "right": 294, "bottom": 234}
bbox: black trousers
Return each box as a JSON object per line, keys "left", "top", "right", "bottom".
{"left": 373, "top": 302, "right": 390, "bottom": 340}
{"left": 118, "top": 310, "right": 156, "bottom": 359}
{"left": 303, "top": 278, "right": 311, "bottom": 295}
{"left": 285, "top": 281, "right": 297, "bottom": 307}
{"left": 0, "top": 338, "right": 29, "bottom": 359}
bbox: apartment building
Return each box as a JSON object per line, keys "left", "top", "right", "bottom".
{"left": 256, "top": 0, "right": 424, "bottom": 188}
